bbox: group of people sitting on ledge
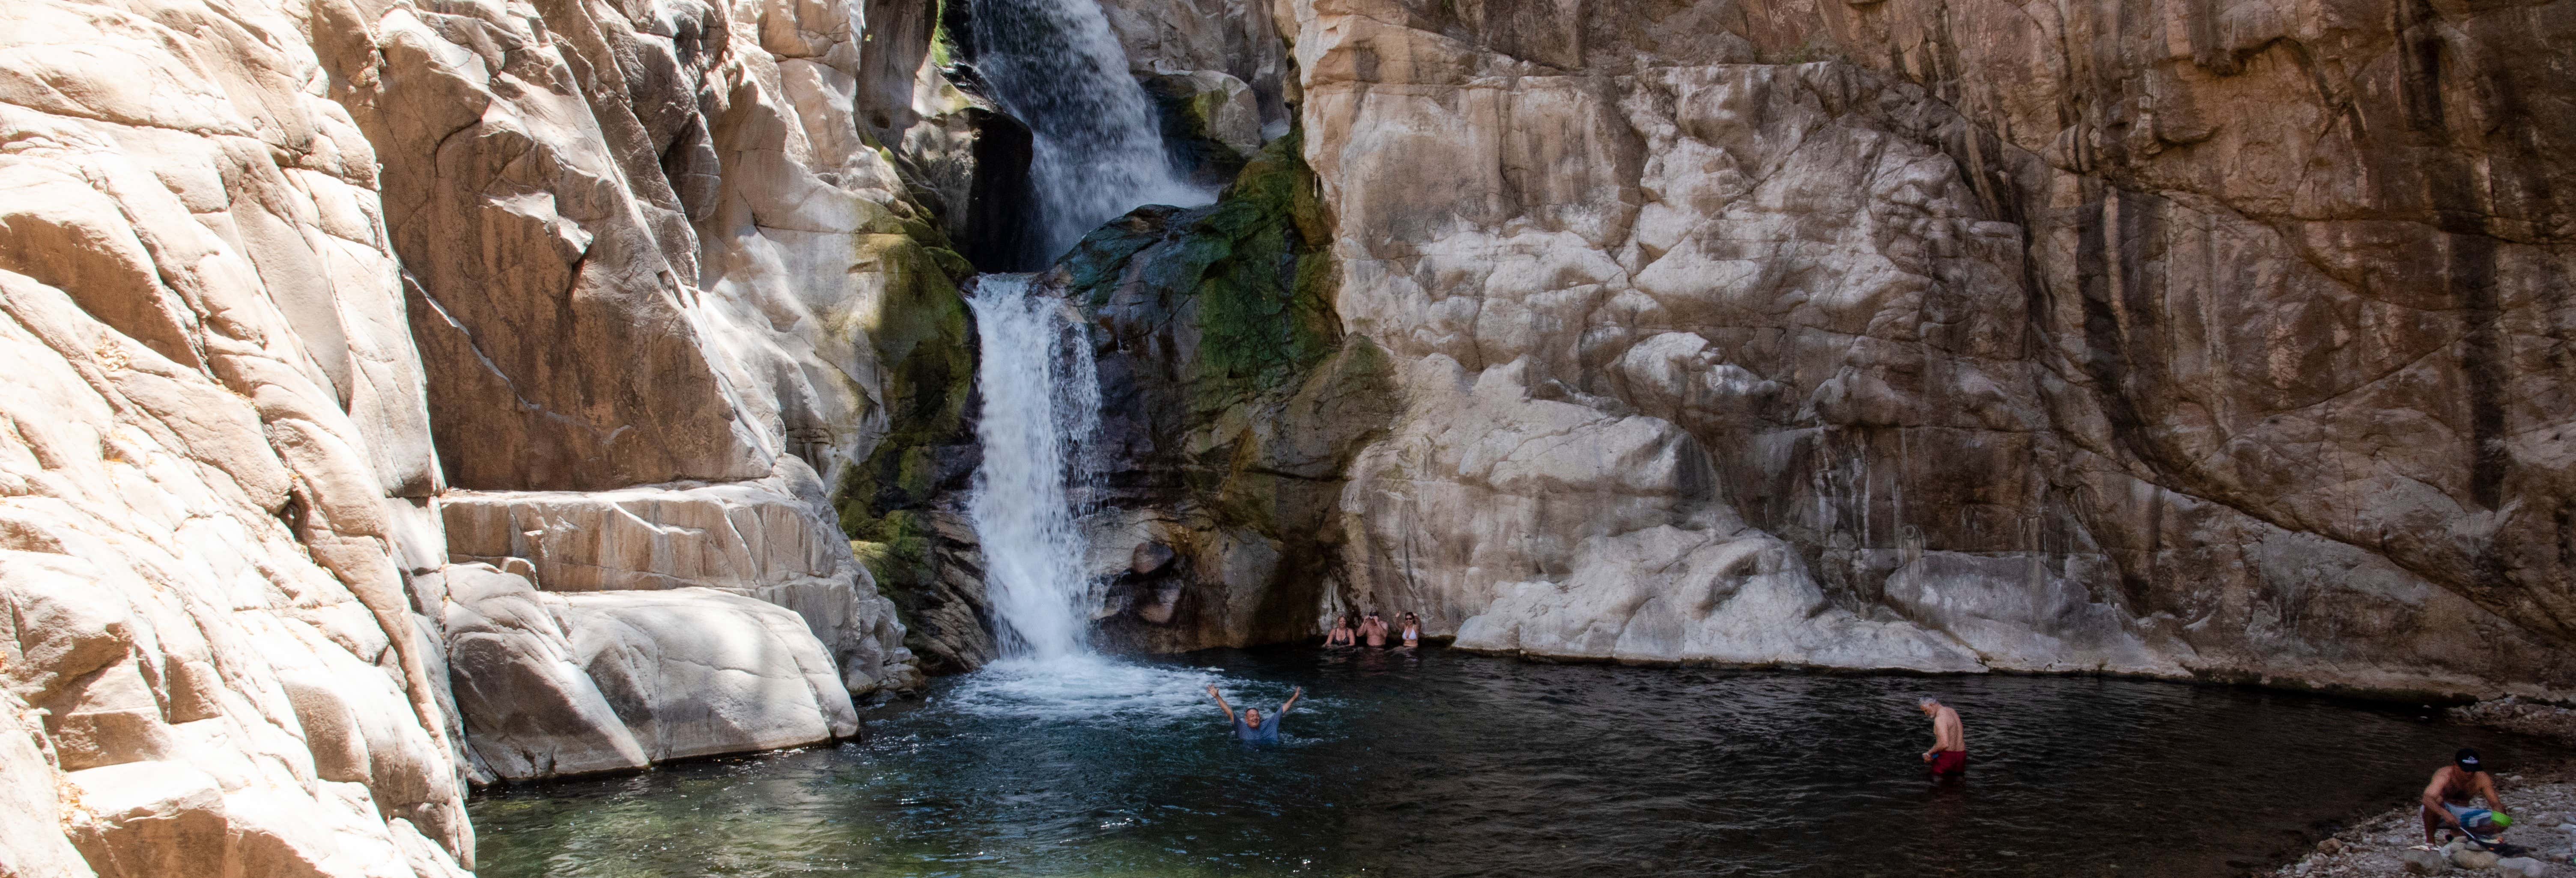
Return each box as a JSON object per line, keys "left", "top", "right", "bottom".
{"left": 1322, "top": 610, "right": 1421, "bottom": 648}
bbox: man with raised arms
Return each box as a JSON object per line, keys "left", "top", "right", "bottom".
{"left": 1207, "top": 683, "right": 1302, "bottom": 744}
{"left": 1918, "top": 697, "right": 1967, "bottom": 776}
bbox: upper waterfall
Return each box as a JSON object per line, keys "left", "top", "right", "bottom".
{"left": 965, "top": 275, "right": 1104, "bottom": 659}
{"left": 970, "top": 0, "right": 1210, "bottom": 262}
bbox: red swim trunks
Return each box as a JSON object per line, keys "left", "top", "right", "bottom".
{"left": 1929, "top": 750, "right": 1967, "bottom": 775}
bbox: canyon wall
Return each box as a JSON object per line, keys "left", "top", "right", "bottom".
{"left": 1259, "top": 0, "right": 2576, "bottom": 697}
{"left": 0, "top": 0, "right": 987, "bottom": 866}
{"left": 3, "top": 0, "right": 2573, "bottom": 868}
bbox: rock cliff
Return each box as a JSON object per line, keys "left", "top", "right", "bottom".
{"left": 0, "top": 0, "right": 983, "bottom": 866}
{"left": 1258, "top": 0, "right": 2576, "bottom": 697}
{"left": 3, "top": 0, "right": 2573, "bottom": 867}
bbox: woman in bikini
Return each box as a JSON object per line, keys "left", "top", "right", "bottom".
{"left": 1325, "top": 613, "right": 1358, "bottom": 647}
{"left": 1398, "top": 613, "right": 1422, "bottom": 649}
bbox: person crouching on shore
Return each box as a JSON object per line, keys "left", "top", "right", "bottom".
{"left": 2420, "top": 747, "right": 2513, "bottom": 848}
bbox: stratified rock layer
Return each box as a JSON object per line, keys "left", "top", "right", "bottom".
{"left": 442, "top": 480, "right": 918, "bottom": 695}
{"left": 1268, "top": 0, "right": 2576, "bottom": 696}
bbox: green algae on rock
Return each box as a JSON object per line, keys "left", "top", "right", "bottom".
{"left": 1058, "top": 130, "right": 1400, "bottom": 653}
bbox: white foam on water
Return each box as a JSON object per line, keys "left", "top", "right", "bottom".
{"left": 942, "top": 655, "right": 1228, "bottom": 724}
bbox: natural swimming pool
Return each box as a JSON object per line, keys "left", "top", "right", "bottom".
{"left": 470, "top": 647, "right": 2547, "bottom": 877}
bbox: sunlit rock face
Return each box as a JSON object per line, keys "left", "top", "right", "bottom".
{"left": 441, "top": 565, "right": 862, "bottom": 783}
{"left": 1270, "top": 0, "right": 2576, "bottom": 696}
{"left": 441, "top": 479, "right": 919, "bottom": 695}
{"left": 0, "top": 0, "right": 980, "bottom": 863}
{"left": 314, "top": 0, "right": 975, "bottom": 738}
{"left": 0, "top": 0, "right": 471, "bottom": 869}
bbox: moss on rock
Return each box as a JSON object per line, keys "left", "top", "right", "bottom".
{"left": 832, "top": 229, "right": 977, "bottom": 603}
{"left": 1064, "top": 131, "right": 1339, "bottom": 420}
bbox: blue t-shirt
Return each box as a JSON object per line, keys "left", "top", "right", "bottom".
{"left": 1232, "top": 712, "right": 1282, "bottom": 743}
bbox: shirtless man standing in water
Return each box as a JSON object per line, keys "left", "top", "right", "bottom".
{"left": 2421, "top": 748, "right": 2513, "bottom": 846}
{"left": 1359, "top": 612, "right": 1389, "bottom": 648}
{"left": 1918, "top": 697, "right": 1966, "bottom": 776}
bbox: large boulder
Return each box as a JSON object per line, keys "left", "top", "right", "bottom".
{"left": 443, "top": 567, "right": 862, "bottom": 781}
{"left": 557, "top": 589, "right": 862, "bottom": 761}
{"left": 441, "top": 481, "right": 917, "bottom": 696}
{"left": 441, "top": 565, "right": 648, "bottom": 782}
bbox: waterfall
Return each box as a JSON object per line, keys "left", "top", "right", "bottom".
{"left": 966, "top": 275, "right": 1103, "bottom": 660}
{"left": 971, "top": 0, "right": 1209, "bottom": 262}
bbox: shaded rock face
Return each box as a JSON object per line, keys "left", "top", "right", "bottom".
{"left": 1140, "top": 70, "right": 1267, "bottom": 187}
{"left": 1091, "top": 0, "right": 1292, "bottom": 134}
{"left": 1052, "top": 137, "right": 1403, "bottom": 653}
{"left": 1269, "top": 0, "right": 2576, "bottom": 696}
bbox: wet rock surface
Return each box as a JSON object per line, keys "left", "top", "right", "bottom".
{"left": 1049, "top": 135, "right": 1403, "bottom": 653}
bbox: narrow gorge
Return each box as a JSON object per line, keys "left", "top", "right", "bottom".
{"left": 0, "top": 0, "right": 2569, "bottom": 871}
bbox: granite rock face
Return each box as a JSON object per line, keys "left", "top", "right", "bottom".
{"left": 1260, "top": 0, "right": 2576, "bottom": 696}
{"left": 442, "top": 479, "right": 919, "bottom": 695}
{"left": 333, "top": 0, "right": 944, "bottom": 774}
{"left": 443, "top": 566, "right": 860, "bottom": 782}
{"left": 0, "top": 0, "right": 470, "bottom": 867}
{"left": 0, "top": 0, "right": 974, "bottom": 863}
{"left": 1087, "top": 0, "right": 1293, "bottom": 134}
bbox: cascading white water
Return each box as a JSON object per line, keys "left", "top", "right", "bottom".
{"left": 965, "top": 275, "right": 1103, "bottom": 660}
{"left": 971, "top": 0, "right": 1210, "bottom": 261}
{"left": 957, "top": 278, "right": 1225, "bottom": 716}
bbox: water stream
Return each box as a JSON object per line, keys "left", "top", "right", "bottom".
{"left": 969, "top": 0, "right": 1208, "bottom": 261}
{"left": 963, "top": 275, "right": 1103, "bottom": 660}
{"left": 472, "top": 647, "right": 2549, "bottom": 877}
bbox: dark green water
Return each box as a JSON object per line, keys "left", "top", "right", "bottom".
{"left": 471, "top": 647, "right": 2544, "bottom": 877}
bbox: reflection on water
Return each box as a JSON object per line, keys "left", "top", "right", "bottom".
{"left": 472, "top": 648, "right": 2544, "bottom": 877}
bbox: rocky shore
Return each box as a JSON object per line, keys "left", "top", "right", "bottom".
{"left": 2277, "top": 766, "right": 2576, "bottom": 878}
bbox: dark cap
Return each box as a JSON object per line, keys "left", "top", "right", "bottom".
{"left": 2456, "top": 748, "right": 2484, "bottom": 773}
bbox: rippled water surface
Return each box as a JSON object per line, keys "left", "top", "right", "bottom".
{"left": 472, "top": 648, "right": 2546, "bottom": 877}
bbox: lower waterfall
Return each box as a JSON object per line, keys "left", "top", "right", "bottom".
{"left": 964, "top": 274, "right": 1103, "bottom": 661}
